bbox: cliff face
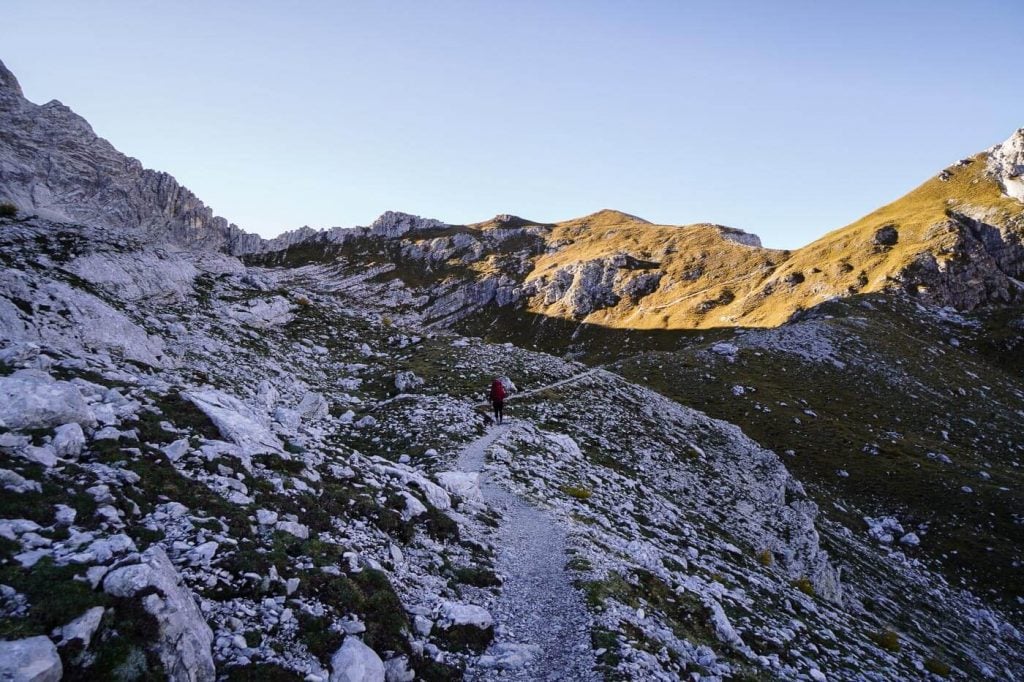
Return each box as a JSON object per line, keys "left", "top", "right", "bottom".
{"left": 0, "top": 59, "right": 263, "bottom": 254}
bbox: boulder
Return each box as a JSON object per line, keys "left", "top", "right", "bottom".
{"left": 329, "top": 636, "right": 385, "bottom": 682}
{"left": 435, "top": 471, "right": 483, "bottom": 503}
{"left": 872, "top": 225, "right": 899, "bottom": 246}
{"left": 435, "top": 602, "right": 494, "bottom": 652}
{"left": 0, "top": 635, "right": 62, "bottom": 682}
{"left": 59, "top": 606, "right": 105, "bottom": 650}
{"left": 0, "top": 341, "right": 41, "bottom": 368}
{"left": 181, "top": 389, "right": 282, "bottom": 455}
{"left": 296, "top": 392, "right": 330, "bottom": 420}
{"left": 275, "top": 521, "right": 310, "bottom": 539}
{"left": 383, "top": 655, "right": 415, "bottom": 682}
{"left": 51, "top": 423, "right": 85, "bottom": 459}
{"left": 102, "top": 546, "right": 215, "bottom": 682}
{"left": 0, "top": 370, "right": 95, "bottom": 430}
{"left": 162, "top": 438, "right": 190, "bottom": 463}
{"left": 393, "top": 372, "right": 423, "bottom": 392}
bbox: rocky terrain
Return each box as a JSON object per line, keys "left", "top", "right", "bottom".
{"left": 1, "top": 58, "right": 1023, "bottom": 681}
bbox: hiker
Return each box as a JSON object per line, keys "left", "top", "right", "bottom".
{"left": 489, "top": 377, "right": 507, "bottom": 425}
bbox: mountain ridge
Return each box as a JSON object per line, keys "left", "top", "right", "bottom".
{"left": 3, "top": 56, "right": 1023, "bottom": 332}
{"left": 1, "top": 57, "right": 1023, "bottom": 681}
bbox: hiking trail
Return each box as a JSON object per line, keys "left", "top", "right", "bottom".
{"left": 454, "top": 421, "right": 599, "bottom": 681}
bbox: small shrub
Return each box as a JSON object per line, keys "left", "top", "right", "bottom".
{"left": 869, "top": 629, "right": 901, "bottom": 653}
{"left": 790, "top": 577, "right": 814, "bottom": 596}
{"left": 452, "top": 566, "right": 501, "bottom": 588}
{"left": 757, "top": 549, "right": 774, "bottom": 566}
{"left": 294, "top": 295, "right": 312, "bottom": 307}
{"left": 924, "top": 658, "right": 951, "bottom": 677}
{"left": 0, "top": 203, "right": 17, "bottom": 219}
{"left": 561, "top": 485, "right": 592, "bottom": 500}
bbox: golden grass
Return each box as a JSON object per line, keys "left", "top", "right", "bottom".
{"left": 514, "top": 157, "right": 1023, "bottom": 330}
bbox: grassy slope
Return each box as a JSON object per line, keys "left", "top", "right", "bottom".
{"left": 516, "top": 159, "right": 1023, "bottom": 329}
{"left": 610, "top": 294, "right": 1024, "bottom": 622}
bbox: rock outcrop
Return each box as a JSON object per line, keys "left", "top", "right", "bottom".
{"left": 0, "top": 635, "right": 62, "bottom": 682}
{"left": 0, "top": 59, "right": 261, "bottom": 254}
{"left": 988, "top": 127, "right": 1024, "bottom": 202}
{"left": 103, "top": 547, "right": 216, "bottom": 682}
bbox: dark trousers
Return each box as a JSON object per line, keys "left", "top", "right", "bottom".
{"left": 492, "top": 400, "right": 504, "bottom": 424}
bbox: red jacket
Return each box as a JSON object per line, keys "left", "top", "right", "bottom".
{"left": 489, "top": 379, "right": 506, "bottom": 402}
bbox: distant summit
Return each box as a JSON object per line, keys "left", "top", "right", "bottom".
{"left": 0, "top": 58, "right": 261, "bottom": 253}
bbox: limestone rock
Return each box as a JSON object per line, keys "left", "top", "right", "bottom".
{"left": 0, "top": 58, "right": 261, "bottom": 255}
{"left": 435, "top": 471, "right": 483, "bottom": 503}
{"left": 59, "top": 606, "right": 105, "bottom": 650}
{"left": 0, "top": 370, "right": 95, "bottom": 430}
{"left": 393, "top": 371, "right": 423, "bottom": 392}
{"left": 181, "top": 389, "right": 282, "bottom": 455}
{"left": 988, "top": 127, "right": 1024, "bottom": 202}
{"left": 51, "top": 423, "right": 86, "bottom": 459}
{"left": 0, "top": 635, "right": 62, "bottom": 682}
{"left": 102, "top": 546, "right": 215, "bottom": 682}
{"left": 329, "top": 637, "right": 385, "bottom": 682}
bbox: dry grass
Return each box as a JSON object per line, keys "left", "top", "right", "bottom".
{"left": 505, "top": 160, "right": 1022, "bottom": 330}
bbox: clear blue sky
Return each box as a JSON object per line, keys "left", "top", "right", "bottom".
{"left": 5, "top": 1, "right": 1023, "bottom": 247}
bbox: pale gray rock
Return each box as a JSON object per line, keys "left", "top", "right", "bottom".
{"left": 988, "top": 127, "right": 1024, "bottom": 202}
{"left": 0, "top": 370, "right": 95, "bottom": 430}
{"left": 162, "top": 438, "right": 191, "bottom": 462}
{"left": 393, "top": 371, "right": 423, "bottom": 392}
{"left": 0, "top": 268, "right": 167, "bottom": 367}
{"left": 329, "top": 636, "right": 385, "bottom": 682}
{"left": 256, "top": 509, "right": 279, "bottom": 526}
{"left": 435, "top": 471, "right": 483, "bottom": 503}
{"left": 0, "top": 469, "right": 41, "bottom": 494}
{"left": 383, "top": 656, "right": 415, "bottom": 682}
{"left": 274, "top": 407, "right": 301, "bottom": 428}
{"left": 717, "top": 226, "right": 763, "bottom": 247}
{"left": 18, "top": 446, "right": 57, "bottom": 468}
{"left": 436, "top": 602, "right": 493, "bottom": 631}
{"left": 51, "top": 423, "right": 85, "bottom": 459}
{"left": 103, "top": 546, "right": 215, "bottom": 681}
{"left": 0, "top": 341, "right": 40, "bottom": 368}
{"left": 182, "top": 389, "right": 282, "bottom": 455}
{"left": 59, "top": 606, "right": 105, "bottom": 650}
{"left": 0, "top": 58, "right": 261, "bottom": 254}
{"left": 0, "top": 635, "right": 62, "bottom": 682}
{"left": 296, "top": 392, "right": 330, "bottom": 420}
{"left": 275, "top": 521, "right": 310, "bottom": 540}
{"left": 227, "top": 296, "right": 295, "bottom": 328}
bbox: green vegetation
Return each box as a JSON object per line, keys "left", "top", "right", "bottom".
{"left": 613, "top": 294, "right": 1024, "bottom": 608}
{"left": 451, "top": 566, "right": 501, "bottom": 588}
{"left": 924, "top": 657, "right": 951, "bottom": 677}
{"left": 561, "top": 485, "right": 592, "bottom": 500}
{"left": 869, "top": 629, "right": 901, "bottom": 653}
{"left": 790, "top": 577, "right": 815, "bottom": 596}
{"left": 0, "top": 202, "right": 17, "bottom": 218}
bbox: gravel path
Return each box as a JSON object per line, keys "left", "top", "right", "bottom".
{"left": 457, "top": 422, "right": 598, "bottom": 681}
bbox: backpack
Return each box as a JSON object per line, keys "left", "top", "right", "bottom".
{"left": 490, "top": 379, "right": 506, "bottom": 401}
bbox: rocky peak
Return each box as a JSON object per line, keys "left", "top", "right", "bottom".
{"left": 368, "top": 211, "right": 447, "bottom": 238}
{"left": 0, "top": 58, "right": 24, "bottom": 97}
{"left": 987, "top": 127, "right": 1024, "bottom": 202}
{"left": 0, "top": 59, "right": 263, "bottom": 255}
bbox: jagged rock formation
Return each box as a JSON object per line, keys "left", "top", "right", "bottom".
{"left": 0, "top": 59, "right": 261, "bottom": 254}
{"left": 989, "top": 127, "right": 1024, "bottom": 202}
